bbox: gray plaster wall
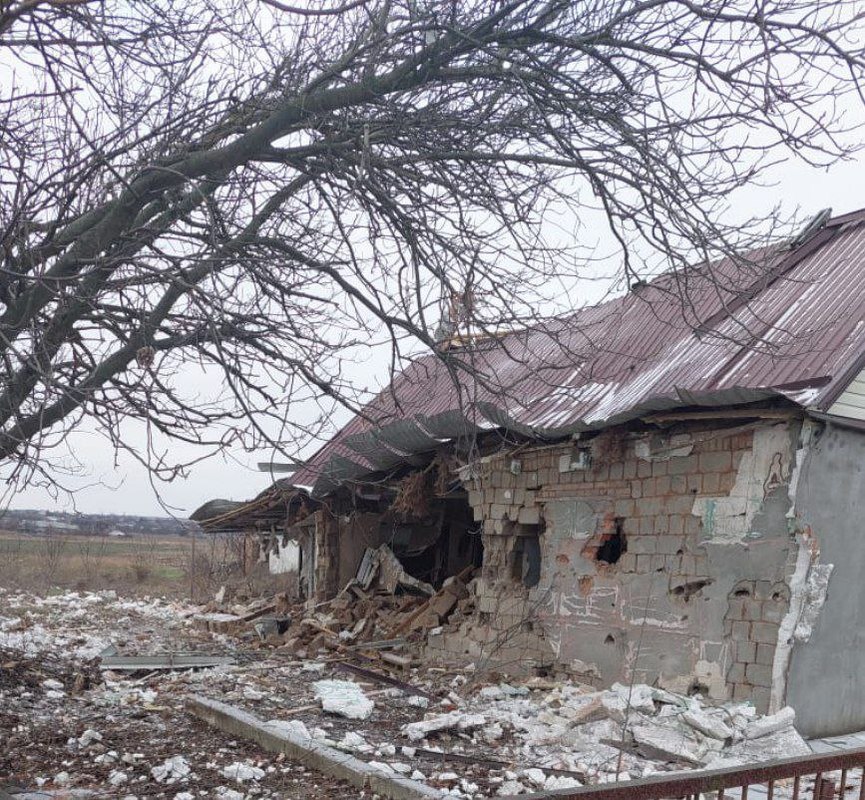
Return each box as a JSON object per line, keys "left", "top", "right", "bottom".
{"left": 787, "top": 422, "right": 865, "bottom": 737}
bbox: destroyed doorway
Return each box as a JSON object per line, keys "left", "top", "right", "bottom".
{"left": 389, "top": 495, "right": 483, "bottom": 590}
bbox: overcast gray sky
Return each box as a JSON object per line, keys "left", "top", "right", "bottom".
{"left": 9, "top": 151, "right": 865, "bottom": 519}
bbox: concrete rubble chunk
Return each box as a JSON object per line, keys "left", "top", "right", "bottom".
{"left": 681, "top": 709, "right": 735, "bottom": 741}
{"left": 630, "top": 723, "right": 706, "bottom": 765}
{"left": 150, "top": 756, "right": 191, "bottom": 783}
{"left": 402, "top": 712, "right": 487, "bottom": 742}
{"left": 312, "top": 679, "right": 374, "bottom": 720}
{"left": 744, "top": 706, "right": 796, "bottom": 739}
{"left": 609, "top": 682, "right": 657, "bottom": 714}
{"left": 220, "top": 762, "right": 266, "bottom": 783}
{"left": 77, "top": 729, "right": 102, "bottom": 747}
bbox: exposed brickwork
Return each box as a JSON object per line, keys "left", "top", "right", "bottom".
{"left": 432, "top": 421, "right": 798, "bottom": 711}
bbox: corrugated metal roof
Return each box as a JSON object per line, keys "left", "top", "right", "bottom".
{"left": 294, "top": 210, "right": 865, "bottom": 496}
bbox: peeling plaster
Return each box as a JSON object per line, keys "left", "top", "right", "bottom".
{"left": 692, "top": 424, "right": 792, "bottom": 543}
{"left": 793, "top": 563, "right": 834, "bottom": 643}
{"left": 769, "top": 422, "right": 831, "bottom": 714}
{"left": 770, "top": 534, "right": 813, "bottom": 713}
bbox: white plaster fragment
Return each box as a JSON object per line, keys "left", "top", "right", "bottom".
{"left": 691, "top": 424, "right": 792, "bottom": 543}
{"left": 401, "top": 712, "right": 486, "bottom": 742}
{"left": 312, "top": 679, "right": 374, "bottom": 720}
{"left": 681, "top": 710, "right": 734, "bottom": 741}
{"left": 793, "top": 563, "right": 834, "bottom": 642}
{"left": 744, "top": 706, "right": 796, "bottom": 739}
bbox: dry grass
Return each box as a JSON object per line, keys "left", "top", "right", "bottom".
{"left": 0, "top": 531, "right": 194, "bottom": 597}
{"left": 0, "top": 530, "right": 292, "bottom": 601}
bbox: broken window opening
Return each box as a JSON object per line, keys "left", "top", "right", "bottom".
{"left": 596, "top": 518, "right": 627, "bottom": 565}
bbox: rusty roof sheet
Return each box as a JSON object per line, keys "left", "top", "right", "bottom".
{"left": 293, "top": 210, "right": 865, "bottom": 496}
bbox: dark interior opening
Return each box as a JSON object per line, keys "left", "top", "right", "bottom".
{"left": 394, "top": 495, "right": 483, "bottom": 589}
{"left": 596, "top": 517, "right": 627, "bottom": 565}
{"left": 511, "top": 523, "right": 543, "bottom": 588}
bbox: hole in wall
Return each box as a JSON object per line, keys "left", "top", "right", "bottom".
{"left": 596, "top": 517, "right": 627, "bottom": 565}
{"left": 675, "top": 549, "right": 684, "bottom": 556}
{"left": 604, "top": 634, "right": 615, "bottom": 645}
{"left": 733, "top": 587, "right": 751, "bottom": 597}
{"left": 671, "top": 579, "right": 713, "bottom": 601}
{"left": 511, "top": 524, "right": 543, "bottom": 588}
{"left": 687, "top": 679, "right": 710, "bottom": 697}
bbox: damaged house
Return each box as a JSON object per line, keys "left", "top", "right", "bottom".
{"left": 194, "top": 208, "right": 865, "bottom": 739}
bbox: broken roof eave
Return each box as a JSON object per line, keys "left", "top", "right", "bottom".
{"left": 304, "top": 385, "right": 809, "bottom": 497}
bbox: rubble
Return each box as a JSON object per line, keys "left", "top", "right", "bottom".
{"left": 0, "top": 584, "right": 832, "bottom": 800}
{"left": 220, "top": 762, "right": 266, "bottom": 782}
{"left": 312, "top": 679, "right": 375, "bottom": 720}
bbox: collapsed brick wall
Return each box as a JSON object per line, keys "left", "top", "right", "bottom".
{"left": 429, "top": 421, "right": 806, "bottom": 712}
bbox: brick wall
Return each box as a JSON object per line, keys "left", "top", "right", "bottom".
{"left": 430, "top": 421, "right": 801, "bottom": 711}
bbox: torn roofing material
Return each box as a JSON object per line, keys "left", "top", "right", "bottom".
{"left": 290, "top": 209, "right": 865, "bottom": 496}
{"left": 190, "top": 478, "right": 314, "bottom": 531}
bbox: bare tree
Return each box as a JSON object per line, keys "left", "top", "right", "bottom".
{"left": 0, "top": 0, "right": 862, "bottom": 492}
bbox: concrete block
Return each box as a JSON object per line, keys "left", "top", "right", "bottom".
{"left": 749, "top": 686, "right": 771, "bottom": 713}
{"left": 631, "top": 481, "right": 643, "bottom": 499}
{"left": 762, "top": 603, "right": 786, "bottom": 623}
{"left": 655, "top": 475, "right": 672, "bottom": 495}
{"left": 640, "top": 498, "right": 663, "bottom": 516}
{"left": 517, "top": 505, "right": 540, "bottom": 525}
{"left": 618, "top": 553, "right": 637, "bottom": 572}
{"left": 702, "top": 472, "right": 721, "bottom": 494}
{"left": 756, "top": 643, "right": 775, "bottom": 665}
{"left": 667, "top": 455, "right": 697, "bottom": 475}
{"left": 732, "top": 683, "right": 751, "bottom": 701}
{"left": 733, "top": 640, "right": 756, "bottom": 662}
{"left": 665, "top": 495, "right": 694, "bottom": 514}
{"left": 609, "top": 463, "right": 624, "bottom": 480}
{"left": 652, "top": 460, "right": 669, "bottom": 476}
{"left": 670, "top": 475, "right": 688, "bottom": 494}
{"left": 699, "top": 451, "right": 733, "bottom": 472}
{"left": 614, "top": 498, "right": 635, "bottom": 517}
{"left": 628, "top": 535, "right": 655, "bottom": 555}
{"left": 653, "top": 534, "right": 679, "bottom": 555}
{"left": 726, "top": 598, "right": 747, "bottom": 621}
{"left": 667, "top": 515, "right": 685, "bottom": 536}
{"left": 731, "top": 621, "right": 751, "bottom": 642}
{"left": 745, "top": 664, "right": 772, "bottom": 686}
{"left": 752, "top": 621, "right": 780, "bottom": 644}
{"left": 489, "top": 503, "right": 507, "bottom": 520}
{"left": 727, "top": 662, "right": 746, "bottom": 683}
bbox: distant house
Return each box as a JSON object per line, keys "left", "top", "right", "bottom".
{"left": 193, "top": 208, "right": 865, "bottom": 738}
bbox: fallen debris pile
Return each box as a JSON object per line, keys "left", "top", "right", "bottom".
{"left": 270, "top": 552, "right": 475, "bottom": 666}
